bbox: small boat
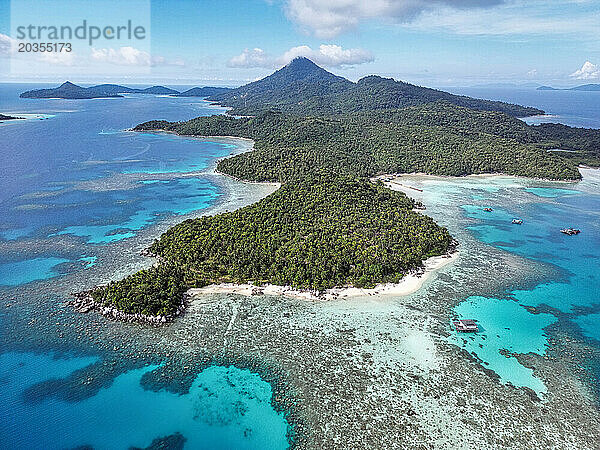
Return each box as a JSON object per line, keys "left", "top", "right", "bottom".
{"left": 560, "top": 228, "right": 581, "bottom": 235}
{"left": 483, "top": 207, "right": 493, "bottom": 212}
{"left": 512, "top": 219, "right": 523, "bottom": 224}
{"left": 453, "top": 319, "right": 479, "bottom": 333}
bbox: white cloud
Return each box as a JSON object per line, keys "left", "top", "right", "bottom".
{"left": 91, "top": 46, "right": 152, "bottom": 66}
{"left": 285, "top": 0, "right": 504, "bottom": 38}
{"left": 227, "top": 48, "right": 271, "bottom": 68}
{"left": 526, "top": 69, "right": 537, "bottom": 78}
{"left": 283, "top": 0, "right": 600, "bottom": 40}
{"left": 228, "top": 44, "right": 373, "bottom": 69}
{"left": 408, "top": 4, "right": 600, "bottom": 38}
{"left": 151, "top": 55, "right": 186, "bottom": 67}
{"left": 280, "top": 44, "right": 373, "bottom": 66}
{"left": 38, "top": 50, "right": 75, "bottom": 66}
{"left": 570, "top": 61, "right": 600, "bottom": 80}
{"left": 90, "top": 47, "right": 181, "bottom": 67}
{"left": 0, "top": 33, "right": 17, "bottom": 56}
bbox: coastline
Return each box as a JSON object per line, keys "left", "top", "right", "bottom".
{"left": 5, "top": 85, "right": 600, "bottom": 450}
{"left": 128, "top": 129, "right": 279, "bottom": 186}
{"left": 373, "top": 170, "right": 582, "bottom": 186}
{"left": 188, "top": 251, "right": 459, "bottom": 302}
{"left": 0, "top": 113, "right": 54, "bottom": 124}
{"left": 8, "top": 150, "right": 599, "bottom": 449}
{"left": 68, "top": 131, "right": 281, "bottom": 324}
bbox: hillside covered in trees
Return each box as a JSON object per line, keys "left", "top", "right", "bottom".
{"left": 135, "top": 102, "right": 584, "bottom": 181}
{"left": 208, "top": 57, "right": 543, "bottom": 117}
{"left": 90, "top": 174, "right": 453, "bottom": 316}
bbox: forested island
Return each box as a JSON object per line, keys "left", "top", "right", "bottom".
{"left": 89, "top": 174, "right": 453, "bottom": 316}
{"left": 86, "top": 57, "right": 599, "bottom": 319}
{"left": 136, "top": 104, "right": 588, "bottom": 181}
{"left": 537, "top": 84, "right": 600, "bottom": 92}
{"left": 21, "top": 82, "right": 124, "bottom": 99}
{"left": 20, "top": 82, "right": 231, "bottom": 99}
{"left": 0, "top": 114, "right": 21, "bottom": 121}
{"left": 175, "top": 86, "right": 232, "bottom": 97}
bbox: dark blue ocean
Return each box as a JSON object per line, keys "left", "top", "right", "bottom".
{"left": 0, "top": 83, "right": 599, "bottom": 448}
{"left": 447, "top": 86, "right": 600, "bottom": 129}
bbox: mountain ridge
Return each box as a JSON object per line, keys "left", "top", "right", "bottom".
{"left": 209, "top": 57, "right": 544, "bottom": 117}
{"left": 175, "top": 86, "right": 232, "bottom": 97}
{"left": 536, "top": 84, "right": 600, "bottom": 92}
{"left": 20, "top": 82, "right": 231, "bottom": 99}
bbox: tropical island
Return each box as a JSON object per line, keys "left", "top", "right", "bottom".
{"left": 86, "top": 173, "right": 453, "bottom": 317}
{"left": 0, "top": 113, "right": 22, "bottom": 121}
{"left": 20, "top": 81, "right": 232, "bottom": 99}
{"left": 537, "top": 84, "right": 600, "bottom": 91}
{"left": 175, "top": 86, "right": 232, "bottom": 97}
{"left": 82, "top": 57, "right": 600, "bottom": 320}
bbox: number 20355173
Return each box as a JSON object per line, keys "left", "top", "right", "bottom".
{"left": 18, "top": 42, "right": 72, "bottom": 52}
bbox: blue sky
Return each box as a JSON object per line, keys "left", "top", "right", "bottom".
{"left": 0, "top": 0, "right": 599, "bottom": 86}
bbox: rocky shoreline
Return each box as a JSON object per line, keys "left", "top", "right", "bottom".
{"left": 69, "top": 247, "right": 184, "bottom": 325}
{"left": 72, "top": 240, "right": 458, "bottom": 325}
{"left": 69, "top": 289, "right": 189, "bottom": 325}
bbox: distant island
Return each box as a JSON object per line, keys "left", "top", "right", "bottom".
{"left": 0, "top": 113, "right": 22, "bottom": 121}
{"left": 82, "top": 57, "right": 600, "bottom": 320}
{"left": 20, "top": 82, "right": 232, "bottom": 99}
{"left": 21, "top": 82, "right": 123, "bottom": 99}
{"left": 537, "top": 84, "right": 600, "bottom": 92}
{"left": 175, "top": 86, "right": 232, "bottom": 97}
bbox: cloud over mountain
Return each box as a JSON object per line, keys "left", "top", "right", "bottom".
{"left": 281, "top": 44, "right": 373, "bottom": 67}
{"left": 228, "top": 44, "right": 373, "bottom": 69}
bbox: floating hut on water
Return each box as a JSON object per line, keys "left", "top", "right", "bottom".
{"left": 560, "top": 228, "right": 581, "bottom": 235}
{"left": 453, "top": 319, "right": 479, "bottom": 333}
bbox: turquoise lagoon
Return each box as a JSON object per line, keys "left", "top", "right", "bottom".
{"left": 0, "top": 84, "right": 291, "bottom": 448}
{"left": 0, "top": 352, "right": 289, "bottom": 450}
{"left": 0, "top": 257, "right": 69, "bottom": 286}
{"left": 54, "top": 178, "right": 221, "bottom": 244}
{"left": 421, "top": 173, "right": 600, "bottom": 395}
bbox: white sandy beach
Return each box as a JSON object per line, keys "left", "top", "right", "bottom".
{"left": 188, "top": 251, "right": 458, "bottom": 302}
{"left": 373, "top": 170, "right": 583, "bottom": 192}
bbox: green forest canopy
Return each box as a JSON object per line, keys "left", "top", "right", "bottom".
{"left": 135, "top": 102, "right": 587, "bottom": 182}
{"left": 91, "top": 174, "right": 453, "bottom": 316}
